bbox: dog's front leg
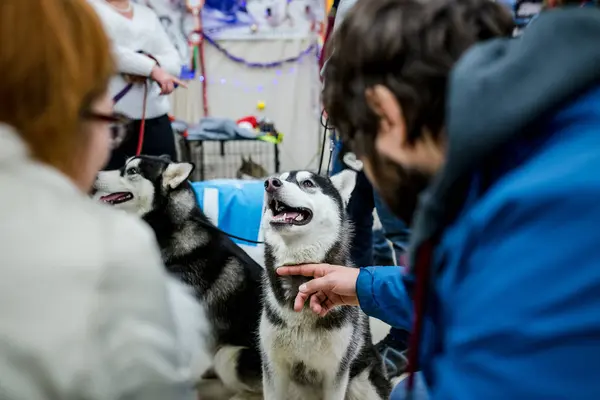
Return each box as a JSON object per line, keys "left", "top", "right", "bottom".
{"left": 323, "top": 371, "right": 350, "bottom": 400}
{"left": 262, "top": 366, "right": 290, "bottom": 400}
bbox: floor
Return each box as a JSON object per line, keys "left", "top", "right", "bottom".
{"left": 197, "top": 318, "right": 399, "bottom": 400}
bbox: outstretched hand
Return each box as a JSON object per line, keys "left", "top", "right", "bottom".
{"left": 276, "top": 264, "right": 360, "bottom": 316}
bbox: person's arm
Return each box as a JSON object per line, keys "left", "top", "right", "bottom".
{"left": 97, "top": 216, "right": 205, "bottom": 400}
{"left": 441, "top": 186, "right": 600, "bottom": 398}
{"left": 113, "top": 44, "right": 157, "bottom": 77}
{"left": 146, "top": 13, "right": 183, "bottom": 77}
{"left": 356, "top": 266, "right": 413, "bottom": 331}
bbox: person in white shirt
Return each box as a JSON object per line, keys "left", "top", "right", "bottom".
{"left": 89, "top": 0, "right": 186, "bottom": 170}
{"left": 0, "top": 0, "right": 206, "bottom": 398}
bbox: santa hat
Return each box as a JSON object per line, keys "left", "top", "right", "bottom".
{"left": 236, "top": 115, "right": 258, "bottom": 131}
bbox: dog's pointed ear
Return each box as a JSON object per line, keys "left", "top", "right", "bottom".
{"left": 248, "top": 155, "right": 254, "bottom": 163}
{"left": 163, "top": 162, "right": 195, "bottom": 189}
{"left": 241, "top": 155, "right": 247, "bottom": 164}
{"left": 330, "top": 169, "right": 357, "bottom": 206}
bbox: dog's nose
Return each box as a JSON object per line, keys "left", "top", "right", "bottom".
{"left": 265, "top": 177, "right": 282, "bottom": 193}
{"left": 266, "top": 7, "right": 272, "bottom": 16}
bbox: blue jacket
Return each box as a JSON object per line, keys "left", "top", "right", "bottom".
{"left": 356, "top": 8, "right": 600, "bottom": 399}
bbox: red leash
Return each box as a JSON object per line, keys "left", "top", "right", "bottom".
{"left": 198, "top": 32, "right": 209, "bottom": 117}
{"left": 136, "top": 81, "right": 149, "bottom": 156}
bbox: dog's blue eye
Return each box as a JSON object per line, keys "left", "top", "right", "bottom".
{"left": 126, "top": 167, "right": 139, "bottom": 176}
{"left": 302, "top": 180, "right": 315, "bottom": 188}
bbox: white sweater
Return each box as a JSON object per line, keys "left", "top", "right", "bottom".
{"left": 89, "top": 0, "right": 183, "bottom": 119}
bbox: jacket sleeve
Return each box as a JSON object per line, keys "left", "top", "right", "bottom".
{"left": 146, "top": 13, "right": 183, "bottom": 77}
{"left": 439, "top": 185, "right": 600, "bottom": 398}
{"left": 356, "top": 266, "right": 413, "bottom": 331}
{"left": 97, "top": 216, "right": 206, "bottom": 400}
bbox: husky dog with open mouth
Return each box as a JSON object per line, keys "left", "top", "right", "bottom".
{"left": 259, "top": 170, "right": 391, "bottom": 400}
{"left": 93, "top": 155, "right": 264, "bottom": 398}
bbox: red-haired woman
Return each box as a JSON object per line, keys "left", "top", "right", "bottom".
{"left": 0, "top": 1, "right": 203, "bottom": 398}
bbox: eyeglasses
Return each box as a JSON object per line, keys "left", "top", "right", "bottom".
{"left": 81, "top": 110, "right": 132, "bottom": 149}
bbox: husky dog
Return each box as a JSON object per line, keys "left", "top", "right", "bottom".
{"left": 93, "top": 155, "right": 264, "bottom": 398}
{"left": 259, "top": 170, "right": 391, "bottom": 400}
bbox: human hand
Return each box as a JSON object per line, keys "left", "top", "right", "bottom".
{"left": 150, "top": 66, "right": 187, "bottom": 95}
{"left": 276, "top": 264, "right": 360, "bottom": 316}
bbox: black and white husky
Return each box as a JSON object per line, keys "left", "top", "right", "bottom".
{"left": 93, "top": 155, "right": 264, "bottom": 398}
{"left": 259, "top": 170, "right": 391, "bottom": 400}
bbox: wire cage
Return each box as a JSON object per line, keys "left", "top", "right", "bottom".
{"left": 178, "top": 136, "right": 280, "bottom": 181}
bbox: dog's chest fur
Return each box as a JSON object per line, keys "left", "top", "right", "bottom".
{"left": 261, "top": 237, "right": 367, "bottom": 394}
{"left": 261, "top": 296, "right": 358, "bottom": 385}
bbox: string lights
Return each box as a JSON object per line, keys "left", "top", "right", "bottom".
{"left": 180, "top": 32, "right": 319, "bottom": 93}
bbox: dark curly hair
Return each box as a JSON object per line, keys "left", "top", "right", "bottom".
{"left": 323, "top": 0, "right": 514, "bottom": 160}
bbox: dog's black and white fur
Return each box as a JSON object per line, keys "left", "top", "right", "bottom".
{"left": 259, "top": 170, "right": 391, "bottom": 400}
{"left": 93, "top": 155, "right": 264, "bottom": 397}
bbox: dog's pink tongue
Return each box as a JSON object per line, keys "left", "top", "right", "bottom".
{"left": 100, "top": 193, "right": 125, "bottom": 202}
{"left": 275, "top": 211, "right": 300, "bottom": 221}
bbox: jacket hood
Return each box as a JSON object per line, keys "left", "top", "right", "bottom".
{"left": 410, "top": 7, "right": 600, "bottom": 264}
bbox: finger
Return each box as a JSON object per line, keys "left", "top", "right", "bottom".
{"left": 165, "top": 82, "right": 175, "bottom": 95}
{"left": 324, "top": 296, "right": 337, "bottom": 311}
{"left": 309, "top": 298, "right": 323, "bottom": 315}
{"left": 173, "top": 77, "right": 188, "bottom": 89}
{"left": 293, "top": 290, "right": 310, "bottom": 312}
{"left": 276, "top": 264, "right": 332, "bottom": 278}
{"left": 313, "top": 297, "right": 333, "bottom": 318}
{"left": 159, "top": 82, "right": 168, "bottom": 95}
{"left": 309, "top": 291, "right": 328, "bottom": 313}
{"left": 298, "top": 276, "right": 332, "bottom": 296}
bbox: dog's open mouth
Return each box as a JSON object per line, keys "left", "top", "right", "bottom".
{"left": 99, "top": 192, "right": 133, "bottom": 205}
{"left": 269, "top": 199, "right": 312, "bottom": 226}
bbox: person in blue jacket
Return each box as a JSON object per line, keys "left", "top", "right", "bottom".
{"left": 278, "top": 0, "right": 600, "bottom": 398}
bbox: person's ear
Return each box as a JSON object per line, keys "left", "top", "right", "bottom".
{"left": 365, "top": 85, "right": 409, "bottom": 165}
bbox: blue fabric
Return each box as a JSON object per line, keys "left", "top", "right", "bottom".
{"left": 190, "top": 179, "right": 265, "bottom": 246}
{"left": 172, "top": 117, "right": 257, "bottom": 141}
{"left": 330, "top": 133, "right": 345, "bottom": 175}
{"left": 360, "top": 86, "right": 600, "bottom": 399}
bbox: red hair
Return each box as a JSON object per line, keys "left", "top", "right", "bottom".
{"left": 0, "top": 0, "right": 114, "bottom": 174}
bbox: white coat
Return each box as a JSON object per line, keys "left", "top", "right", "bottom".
{"left": 0, "top": 124, "right": 207, "bottom": 400}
